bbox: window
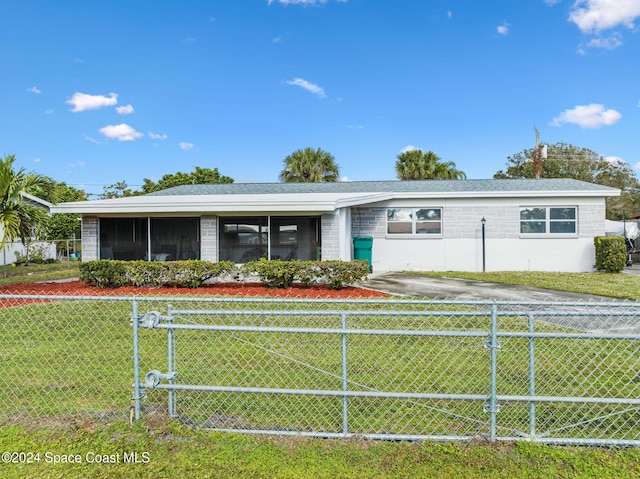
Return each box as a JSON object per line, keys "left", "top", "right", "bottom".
{"left": 520, "top": 207, "right": 577, "bottom": 235}
{"left": 219, "top": 216, "right": 321, "bottom": 262}
{"left": 387, "top": 208, "right": 442, "bottom": 235}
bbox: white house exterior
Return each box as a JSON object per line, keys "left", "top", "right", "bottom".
{"left": 51, "top": 179, "right": 619, "bottom": 273}
{"left": 1, "top": 192, "right": 56, "bottom": 266}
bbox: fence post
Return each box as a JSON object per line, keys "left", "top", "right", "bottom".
{"left": 487, "top": 303, "right": 499, "bottom": 442}
{"left": 528, "top": 313, "right": 536, "bottom": 439}
{"left": 132, "top": 299, "right": 142, "bottom": 421}
{"left": 341, "top": 312, "right": 349, "bottom": 436}
{"left": 167, "top": 304, "right": 176, "bottom": 417}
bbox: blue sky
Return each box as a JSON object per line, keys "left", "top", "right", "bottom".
{"left": 2, "top": 0, "right": 639, "bottom": 197}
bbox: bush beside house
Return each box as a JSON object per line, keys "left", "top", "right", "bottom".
{"left": 594, "top": 236, "right": 626, "bottom": 273}
{"left": 80, "top": 259, "right": 370, "bottom": 289}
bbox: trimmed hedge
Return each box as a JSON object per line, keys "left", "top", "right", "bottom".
{"left": 594, "top": 236, "right": 626, "bottom": 273}
{"left": 79, "top": 259, "right": 370, "bottom": 289}
{"left": 241, "top": 259, "right": 370, "bottom": 289}
{"left": 80, "top": 260, "right": 235, "bottom": 288}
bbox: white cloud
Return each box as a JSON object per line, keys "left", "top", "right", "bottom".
{"left": 67, "top": 92, "right": 118, "bottom": 112}
{"left": 285, "top": 78, "right": 326, "bottom": 98}
{"left": 605, "top": 156, "right": 626, "bottom": 166}
{"left": 149, "top": 132, "right": 168, "bottom": 140}
{"left": 116, "top": 104, "right": 134, "bottom": 115}
{"left": 497, "top": 22, "right": 510, "bottom": 35}
{"left": 98, "top": 123, "right": 143, "bottom": 141}
{"left": 400, "top": 145, "right": 420, "bottom": 153}
{"left": 179, "top": 142, "right": 195, "bottom": 151}
{"left": 569, "top": 0, "right": 640, "bottom": 33}
{"left": 339, "top": 176, "right": 351, "bottom": 182}
{"left": 346, "top": 124, "right": 364, "bottom": 129}
{"left": 44, "top": 109, "right": 54, "bottom": 115}
{"left": 550, "top": 103, "right": 622, "bottom": 128}
{"left": 634, "top": 162, "right": 640, "bottom": 171}
{"left": 579, "top": 32, "right": 623, "bottom": 52}
{"left": 68, "top": 160, "right": 86, "bottom": 168}
{"left": 84, "top": 134, "right": 101, "bottom": 144}
{"left": 27, "top": 86, "right": 41, "bottom": 94}
{"left": 447, "top": 11, "right": 453, "bottom": 19}
{"left": 34, "top": 158, "right": 41, "bottom": 163}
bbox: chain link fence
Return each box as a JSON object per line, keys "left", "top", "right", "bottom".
{"left": 1, "top": 294, "right": 640, "bottom": 445}
{"left": 1, "top": 239, "right": 81, "bottom": 267}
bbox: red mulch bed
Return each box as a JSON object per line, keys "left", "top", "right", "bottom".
{"left": 0, "top": 280, "right": 387, "bottom": 299}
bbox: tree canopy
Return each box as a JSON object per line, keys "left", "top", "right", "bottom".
{"left": 0, "top": 154, "right": 55, "bottom": 247}
{"left": 494, "top": 141, "right": 640, "bottom": 220}
{"left": 99, "top": 181, "right": 137, "bottom": 199}
{"left": 279, "top": 148, "right": 340, "bottom": 183}
{"left": 32, "top": 180, "right": 87, "bottom": 240}
{"left": 395, "top": 149, "right": 466, "bottom": 180}
{"left": 142, "top": 166, "right": 234, "bottom": 194}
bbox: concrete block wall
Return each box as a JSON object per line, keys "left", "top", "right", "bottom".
{"left": 200, "top": 215, "right": 218, "bottom": 262}
{"left": 350, "top": 201, "right": 606, "bottom": 240}
{"left": 321, "top": 212, "right": 340, "bottom": 260}
{"left": 81, "top": 216, "right": 98, "bottom": 261}
{"left": 351, "top": 207, "right": 386, "bottom": 238}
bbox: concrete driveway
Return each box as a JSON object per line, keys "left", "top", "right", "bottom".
{"left": 363, "top": 272, "right": 640, "bottom": 333}
{"left": 363, "top": 271, "right": 621, "bottom": 302}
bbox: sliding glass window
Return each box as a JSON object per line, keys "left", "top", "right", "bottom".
{"left": 219, "top": 216, "right": 321, "bottom": 263}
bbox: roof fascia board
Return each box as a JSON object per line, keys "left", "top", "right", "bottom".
{"left": 390, "top": 190, "right": 620, "bottom": 199}
{"left": 51, "top": 186, "right": 620, "bottom": 215}
{"left": 20, "top": 191, "right": 53, "bottom": 209}
{"left": 334, "top": 193, "right": 393, "bottom": 208}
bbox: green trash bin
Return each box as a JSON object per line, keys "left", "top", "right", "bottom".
{"left": 353, "top": 236, "right": 373, "bottom": 272}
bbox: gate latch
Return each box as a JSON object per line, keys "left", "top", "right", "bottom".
{"left": 139, "top": 311, "right": 166, "bottom": 329}
{"left": 143, "top": 370, "right": 178, "bottom": 389}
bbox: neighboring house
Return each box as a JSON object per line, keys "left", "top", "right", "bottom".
{"left": 50, "top": 179, "right": 619, "bottom": 272}
{"left": 1, "top": 192, "right": 55, "bottom": 265}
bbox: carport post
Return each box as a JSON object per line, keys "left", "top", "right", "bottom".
{"left": 481, "top": 217, "right": 486, "bottom": 272}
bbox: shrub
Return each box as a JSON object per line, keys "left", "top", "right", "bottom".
{"left": 80, "top": 259, "right": 370, "bottom": 290}
{"left": 594, "top": 236, "right": 626, "bottom": 273}
{"left": 80, "top": 260, "right": 235, "bottom": 288}
{"left": 317, "top": 260, "right": 370, "bottom": 289}
{"left": 241, "top": 259, "right": 370, "bottom": 289}
{"left": 14, "top": 243, "right": 54, "bottom": 265}
{"left": 242, "top": 259, "right": 301, "bottom": 288}
{"left": 80, "top": 260, "right": 130, "bottom": 288}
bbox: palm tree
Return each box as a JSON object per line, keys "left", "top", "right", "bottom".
{"left": 279, "top": 147, "right": 340, "bottom": 182}
{"left": 0, "top": 154, "right": 54, "bottom": 248}
{"left": 395, "top": 149, "right": 466, "bottom": 180}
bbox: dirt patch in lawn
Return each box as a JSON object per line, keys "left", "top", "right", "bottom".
{"left": 0, "top": 280, "right": 387, "bottom": 303}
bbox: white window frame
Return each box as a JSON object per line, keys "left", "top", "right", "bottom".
{"left": 386, "top": 207, "right": 443, "bottom": 237}
{"left": 519, "top": 206, "right": 578, "bottom": 237}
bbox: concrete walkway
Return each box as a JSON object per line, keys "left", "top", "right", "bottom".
{"left": 363, "top": 271, "right": 626, "bottom": 302}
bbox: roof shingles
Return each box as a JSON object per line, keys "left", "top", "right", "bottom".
{"left": 147, "top": 178, "right": 618, "bottom": 197}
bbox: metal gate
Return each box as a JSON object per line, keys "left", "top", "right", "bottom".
{"left": 132, "top": 297, "right": 640, "bottom": 445}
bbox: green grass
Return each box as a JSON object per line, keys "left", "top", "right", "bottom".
{"left": 409, "top": 270, "right": 640, "bottom": 300}
{"left": 2, "top": 277, "right": 640, "bottom": 477}
{"left": 1, "top": 421, "right": 639, "bottom": 479}
{"left": 0, "top": 262, "right": 80, "bottom": 285}
{"left": 1, "top": 298, "right": 639, "bottom": 442}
